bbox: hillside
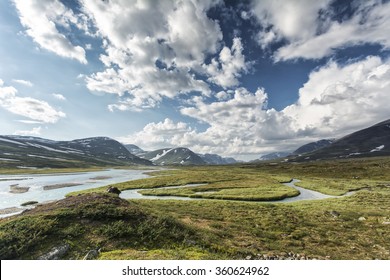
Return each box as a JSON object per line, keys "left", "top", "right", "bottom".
{"left": 292, "top": 139, "right": 335, "bottom": 155}
{"left": 0, "top": 136, "right": 152, "bottom": 168}
{"left": 292, "top": 119, "right": 390, "bottom": 161}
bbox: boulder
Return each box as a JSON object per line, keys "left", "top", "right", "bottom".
{"left": 107, "top": 186, "right": 121, "bottom": 195}
{"left": 83, "top": 249, "right": 100, "bottom": 260}
{"left": 38, "top": 244, "right": 70, "bottom": 260}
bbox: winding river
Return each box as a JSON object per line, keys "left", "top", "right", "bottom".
{"left": 120, "top": 179, "right": 351, "bottom": 202}
{"left": 0, "top": 170, "right": 351, "bottom": 218}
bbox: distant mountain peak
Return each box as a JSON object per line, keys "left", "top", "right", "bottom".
{"left": 140, "top": 147, "right": 205, "bottom": 165}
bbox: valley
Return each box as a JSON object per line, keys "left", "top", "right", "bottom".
{"left": 0, "top": 157, "right": 389, "bottom": 260}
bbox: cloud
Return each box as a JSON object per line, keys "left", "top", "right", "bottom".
{"left": 14, "top": 126, "right": 42, "bottom": 136}
{"left": 203, "top": 37, "right": 251, "bottom": 88}
{"left": 283, "top": 56, "right": 390, "bottom": 135}
{"left": 120, "top": 56, "right": 390, "bottom": 159}
{"left": 251, "top": 0, "right": 390, "bottom": 61}
{"left": 12, "top": 79, "right": 33, "bottom": 87}
{"left": 117, "top": 118, "right": 194, "bottom": 150}
{"left": 0, "top": 79, "right": 66, "bottom": 123}
{"left": 17, "top": 120, "right": 43, "bottom": 124}
{"left": 13, "top": 0, "right": 88, "bottom": 64}
{"left": 252, "top": 0, "right": 332, "bottom": 47}
{"left": 81, "top": 0, "right": 250, "bottom": 110}
{"left": 52, "top": 93, "right": 66, "bottom": 101}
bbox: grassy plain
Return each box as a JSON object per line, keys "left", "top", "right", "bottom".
{"left": 0, "top": 157, "right": 389, "bottom": 260}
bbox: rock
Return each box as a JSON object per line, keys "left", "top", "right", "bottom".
{"left": 107, "top": 186, "right": 121, "bottom": 195}
{"left": 38, "top": 244, "right": 70, "bottom": 260}
{"left": 358, "top": 216, "right": 366, "bottom": 221}
{"left": 83, "top": 249, "right": 100, "bottom": 260}
{"left": 328, "top": 210, "right": 340, "bottom": 218}
{"left": 245, "top": 255, "right": 252, "bottom": 260}
{"left": 20, "top": 201, "right": 38, "bottom": 206}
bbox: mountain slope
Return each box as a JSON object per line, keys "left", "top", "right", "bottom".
{"left": 141, "top": 147, "right": 206, "bottom": 165}
{"left": 0, "top": 136, "right": 152, "bottom": 168}
{"left": 124, "top": 144, "right": 145, "bottom": 156}
{"left": 293, "top": 119, "right": 390, "bottom": 161}
{"left": 292, "top": 139, "right": 335, "bottom": 155}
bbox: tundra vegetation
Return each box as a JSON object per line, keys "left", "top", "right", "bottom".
{"left": 0, "top": 157, "right": 389, "bottom": 260}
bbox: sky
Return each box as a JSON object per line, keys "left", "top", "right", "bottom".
{"left": 1, "top": 0, "right": 390, "bottom": 161}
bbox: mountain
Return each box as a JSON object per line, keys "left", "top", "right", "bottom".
{"left": 198, "top": 153, "right": 237, "bottom": 165}
{"left": 257, "top": 152, "right": 291, "bottom": 161}
{"left": 141, "top": 147, "right": 206, "bottom": 165}
{"left": 0, "top": 135, "right": 152, "bottom": 168}
{"left": 292, "top": 119, "right": 390, "bottom": 161}
{"left": 124, "top": 144, "right": 145, "bottom": 156}
{"left": 292, "top": 139, "right": 335, "bottom": 155}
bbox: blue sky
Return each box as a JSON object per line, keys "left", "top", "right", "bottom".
{"left": 1, "top": 0, "right": 390, "bottom": 160}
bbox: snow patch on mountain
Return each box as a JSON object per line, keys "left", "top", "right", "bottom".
{"left": 150, "top": 149, "right": 173, "bottom": 161}
{"left": 0, "top": 137, "right": 26, "bottom": 146}
{"left": 370, "top": 145, "right": 385, "bottom": 152}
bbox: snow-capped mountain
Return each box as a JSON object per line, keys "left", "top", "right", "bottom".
{"left": 141, "top": 147, "right": 206, "bottom": 165}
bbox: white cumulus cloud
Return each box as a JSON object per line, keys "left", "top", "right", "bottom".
{"left": 13, "top": 0, "right": 88, "bottom": 64}
{"left": 0, "top": 79, "right": 66, "bottom": 123}
{"left": 204, "top": 37, "right": 250, "bottom": 88}
{"left": 283, "top": 56, "right": 390, "bottom": 135}
{"left": 80, "top": 0, "right": 254, "bottom": 111}
{"left": 251, "top": 0, "right": 390, "bottom": 61}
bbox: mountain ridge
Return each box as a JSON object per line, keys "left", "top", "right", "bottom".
{"left": 0, "top": 135, "right": 152, "bottom": 168}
